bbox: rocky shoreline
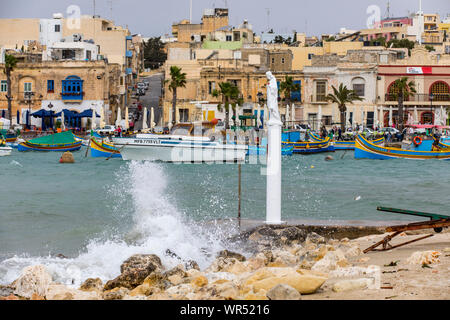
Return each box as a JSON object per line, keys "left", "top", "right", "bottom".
{"left": 1, "top": 224, "right": 448, "bottom": 300}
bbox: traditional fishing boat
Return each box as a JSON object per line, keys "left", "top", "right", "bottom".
{"left": 90, "top": 137, "right": 122, "bottom": 158}
{"left": 18, "top": 131, "right": 82, "bottom": 152}
{"left": 282, "top": 131, "right": 335, "bottom": 154}
{"left": 333, "top": 136, "right": 385, "bottom": 150}
{"left": 112, "top": 123, "right": 248, "bottom": 163}
{"left": 355, "top": 134, "right": 450, "bottom": 160}
{"left": 247, "top": 145, "right": 294, "bottom": 156}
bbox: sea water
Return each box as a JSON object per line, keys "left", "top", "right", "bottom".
{"left": 0, "top": 148, "right": 448, "bottom": 285}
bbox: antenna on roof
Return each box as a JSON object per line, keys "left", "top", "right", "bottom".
{"left": 265, "top": 8, "right": 270, "bottom": 32}
{"left": 385, "top": 0, "right": 391, "bottom": 19}
{"left": 109, "top": 0, "right": 113, "bottom": 21}
{"left": 190, "top": 0, "right": 193, "bottom": 23}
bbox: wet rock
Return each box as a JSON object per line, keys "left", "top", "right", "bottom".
{"left": 104, "top": 254, "right": 163, "bottom": 290}
{"left": 244, "top": 254, "right": 267, "bottom": 271}
{"left": 185, "top": 260, "right": 200, "bottom": 271}
{"left": 305, "top": 232, "right": 326, "bottom": 245}
{"left": 46, "top": 284, "right": 101, "bottom": 300}
{"left": 211, "top": 281, "right": 240, "bottom": 300}
{"left": 79, "top": 278, "right": 103, "bottom": 292}
{"left": 332, "top": 278, "right": 371, "bottom": 292}
{"left": 12, "top": 265, "right": 53, "bottom": 299}
{"left": 120, "top": 254, "right": 162, "bottom": 274}
{"left": 206, "top": 257, "right": 241, "bottom": 273}
{"left": 217, "top": 250, "right": 246, "bottom": 262}
{"left": 164, "top": 265, "right": 187, "bottom": 278}
{"left": 102, "top": 287, "right": 130, "bottom": 300}
{"left": 0, "top": 285, "right": 14, "bottom": 297}
{"left": 142, "top": 272, "right": 170, "bottom": 291}
{"left": 129, "top": 283, "right": 156, "bottom": 297}
{"left": 266, "top": 284, "right": 301, "bottom": 300}
{"left": 407, "top": 251, "right": 441, "bottom": 265}
{"left": 277, "top": 227, "right": 309, "bottom": 243}
{"left": 165, "top": 284, "right": 194, "bottom": 300}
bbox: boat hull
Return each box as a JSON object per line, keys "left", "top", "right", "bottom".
{"left": 90, "top": 138, "right": 122, "bottom": 158}
{"left": 0, "top": 146, "right": 12, "bottom": 156}
{"left": 355, "top": 135, "right": 450, "bottom": 160}
{"left": 333, "top": 137, "right": 385, "bottom": 150}
{"left": 17, "top": 141, "right": 82, "bottom": 152}
{"left": 113, "top": 137, "right": 248, "bottom": 163}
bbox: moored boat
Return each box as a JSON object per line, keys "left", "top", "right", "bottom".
{"left": 333, "top": 136, "right": 385, "bottom": 150}
{"left": 112, "top": 123, "right": 248, "bottom": 163}
{"left": 282, "top": 131, "right": 335, "bottom": 154}
{"left": 355, "top": 134, "right": 450, "bottom": 160}
{"left": 90, "top": 138, "right": 122, "bottom": 158}
{"left": 0, "top": 138, "right": 12, "bottom": 156}
{"left": 18, "top": 131, "right": 82, "bottom": 152}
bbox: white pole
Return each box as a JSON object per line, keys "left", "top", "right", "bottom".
{"left": 265, "top": 71, "right": 283, "bottom": 225}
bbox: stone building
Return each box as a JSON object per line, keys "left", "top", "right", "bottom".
{"left": 0, "top": 53, "right": 121, "bottom": 127}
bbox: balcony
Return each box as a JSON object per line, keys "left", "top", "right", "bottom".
{"left": 385, "top": 93, "right": 450, "bottom": 102}
{"left": 126, "top": 50, "right": 133, "bottom": 58}
{"left": 125, "top": 68, "right": 133, "bottom": 75}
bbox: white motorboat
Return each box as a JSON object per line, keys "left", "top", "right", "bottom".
{"left": 0, "top": 145, "right": 12, "bottom": 156}
{"left": 112, "top": 123, "right": 248, "bottom": 163}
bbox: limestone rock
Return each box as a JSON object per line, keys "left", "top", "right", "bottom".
{"left": 79, "top": 278, "right": 103, "bottom": 292}
{"left": 217, "top": 250, "right": 246, "bottom": 262}
{"left": 311, "top": 249, "right": 349, "bottom": 272}
{"left": 206, "top": 257, "right": 241, "bottom": 273}
{"left": 266, "top": 284, "right": 301, "bottom": 300}
{"left": 191, "top": 275, "right": 208, "bottom": 288}
{"left": 142, "top": 272, "right": 170, "bottom": 290}
{"left": 210, "top": 281, "right": 240, "bottom": 300}
{"left": 12, "top": 265, "right": 53, "bottom": 299}
{"left": 104, "top": 254, "right": 162, "bottom": 290}
{"left": 46, "top": 284, "right": 100, "bottom": 300}
{"left": 165, "top": 284, "right": 194, "bottom": 300}
{"left": 0, "top": 294, "right": 20, "bottom": 300}
{"left": 344, "top": 245, "right": 362, "bottom": 258}
{"left": 102, "top": 287, "right": 130, "bottom": 300}
{"left": 332, "top": 278, "right": 371, "bottom": 292}
{"left": 407, "top": 251, "right": 441, "bottom": 265}
{"left": 0, "top": 285, "right": 14, "bottom": 297}
{"left": 245, "top": 267, "right": 327, "bottom": 295}
{"left": 305, "top": 232, "right": 326, "bottom": 245}
{"left": 185, "top": 260, "right": 200, "bottom": 271}
{"left": 277, "top": 227, "right": 308, "bottom": 243}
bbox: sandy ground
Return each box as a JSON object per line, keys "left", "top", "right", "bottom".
{"left": 303, "top": 230, "right": 450, "bottom": 300}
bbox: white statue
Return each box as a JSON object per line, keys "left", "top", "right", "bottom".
{"left": 266, "top": 71, "right": 282, "bottom": 126}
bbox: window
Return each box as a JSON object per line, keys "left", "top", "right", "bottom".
{"left": 62, "top": 75, "right": 83, "bottom": 100}
{"left": 208, "top": 81, "right": 216, "bottom": 95}
{"left": 226, "top": 35, "right": 232, "bottom": 41}
{"left": 24, "top": 82, "right": 32, "bottom": 92}
{"left": 315, "top": 81, "right": 327, "bottom": 102}
{"left": 352, "top": 77, "right": 365, "bottom": 97}
{"left": 179, "top": 109, "right": 189, "bottom": 123}
{"left": 281, "top": 58, "right": 285, "bottom": 64}
{"left": 430, "top": 81, "right": 450, "bottom": 101}
{"left": 323, "top": 115, "right": 332, "bottom": 126}
{"left": 47, "top": 80, "right": 54, "bottom": 93}
{"left": 0, "top": 80, "right": 7, "bottom": 92}
{"left": 271, "top": 58, "right": 275, "bottom": 64}
{"left": 308, "top": 53, "right": 313, "bottom": 60}
{"left": 86, "top": 50, "right": 91, "bottom": 60}
{"left": 55, "top": 24, "right": 61, "bottom": 32}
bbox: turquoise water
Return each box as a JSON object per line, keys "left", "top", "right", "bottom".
{"left": 0, "top": 147, "right": 447, "bottom": 285}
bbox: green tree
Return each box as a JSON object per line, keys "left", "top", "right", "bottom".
{"left": 387, "top": 38, "right": 415, "bottom": 56}
{"left": 279, "top": 76, "right": 300, "bottom": 105}
{"left": 143, "top": 37, "right": 167, "bottom": 70}
{"left": 390, "top": 77, "right": 416, "bottom": 131}
{"left": 425, "top": 45, "right": 435, "bottom": 52}
{"left": 166, "top": 66, "right": 186, "bottom": 126}
{"left": 212, "top": 82, "right": 242, "bottom": 130}
{"left": 3, "top": 54, "right": 17, "bottom": 123}
{"left": 326, "top": 83, "right": 363, "bottom": 133}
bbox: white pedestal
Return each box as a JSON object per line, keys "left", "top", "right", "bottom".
{"left": 266, "top": 122, "right": 283, "bottom": 225}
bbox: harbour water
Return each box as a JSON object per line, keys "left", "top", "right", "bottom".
{"left": 0, "top": 148, "right": 448, "bottom": 285}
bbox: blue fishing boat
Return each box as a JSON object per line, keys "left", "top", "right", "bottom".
{"left": 333, "top": 136, "right": 385, "bottom": 150}
{"left": 90, "top": 138, "right": 122, "bottom": 158}
{"left": 282, "top": 131, "right": 335, "bottom": 154}
{"left": 355, "top": 134, "right": 450, "bottom": 160}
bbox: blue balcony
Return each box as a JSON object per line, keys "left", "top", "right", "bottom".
{"left": 126, "top": 50, "right": 133, "bottom": 58}
{"left": 125, "top": 68, "right": 133, "bottom": 75}
{"left": 61, "top": 75, "right": 84, "bottom": 101}
{"left": 126, "top": 35, "right": 132, "bottom": 41}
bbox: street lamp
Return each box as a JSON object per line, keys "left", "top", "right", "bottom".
{"left": 24, "top": 91, "right": 34, "bottom": 129}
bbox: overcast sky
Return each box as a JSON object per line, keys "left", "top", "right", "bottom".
{"left": 1, "top": 0, "right": 449, "bottom": 37}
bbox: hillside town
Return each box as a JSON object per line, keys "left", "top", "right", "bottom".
{"left": 0, "top": 3, "right": 449, "bottom": 133}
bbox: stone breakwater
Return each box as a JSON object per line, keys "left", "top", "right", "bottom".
{"left": 1, "top": 225, "right": 448, "bottom": 300}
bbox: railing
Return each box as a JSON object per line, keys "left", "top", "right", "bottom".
{"left": 385, "top": 93, "right": 450, "bottom": 102}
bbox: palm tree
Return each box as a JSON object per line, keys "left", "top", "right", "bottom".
{"left": 326, "top": 83, "right": 363, "bottom": 133}
{"left": 166, "top": 66, "right": 186, "bottom": 125}
{"left": 390, "top": 77, "right": 416, "bottom": 131}
{"left": 279, "top": 76, "right": 300, "bottom": 106}
{"left": 212, "top": 82, "right": 242, "bottom": 129}
{"left": 3, "top": 54, "right": 17, "bottom": 123}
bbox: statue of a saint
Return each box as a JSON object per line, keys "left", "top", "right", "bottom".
{"left": 266, "top": 71, "right": 282, "bottom": 126}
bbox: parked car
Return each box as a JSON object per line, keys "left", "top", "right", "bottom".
{"left": 381, "top": 127, "right": 400, "bottom": 135}
{"left": 96, "top": 125, "right": 116, "bottom": 135}
{"left": 137, "top": 82, "right": 146, "bottom": 90}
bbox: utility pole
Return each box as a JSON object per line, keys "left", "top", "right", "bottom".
{"left": 189, "top": 0, "right": 193, "bottom": 23}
